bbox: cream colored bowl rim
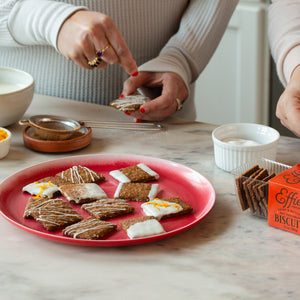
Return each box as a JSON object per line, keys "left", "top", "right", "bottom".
{"left": 212, "top": 123, "right": 280, "bottom": 149}
{"left": 0, "top": 67, "right": 34, "bottom": 95}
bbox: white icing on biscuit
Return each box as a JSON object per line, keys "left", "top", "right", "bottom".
{"left": 126, "top": 219, "right": 165, "bottom": 239}
{"left": 141, "top": 199, "right": 183, "bottom": 220}
{"left": 137, "top": 163, "right": 159, "bottom": 179}
{"left": 109, "top": 170, "right": 130, "bottom": 183}
{"left": 148, "top": 184, "right": 159, "bottom": 201}
{"left": 23, "top": 181, "right": 59, "bottom": 198}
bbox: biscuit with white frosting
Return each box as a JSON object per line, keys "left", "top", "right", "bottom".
{"left": 59, "top": 183, "right": 108, "bottom": 204}
{"left": 141, "top": 197, "right": 193, "bottom": 220}
{"left": 82, "top": 198, "right": 134, "bottom": 219}
{"left": 55, "top": 165, "right": 105, "bottom": 185}
{"left": 110, "top": 163, "right": 159, "bottom": 183}
{"left": 114, "top": 182, "right": 159, "bottom": 202}
{"left": 119, "top": 216, "right": 165, "bottom": 239}
{"left": 109, "top": 93, "right": 150, "bottom": 113}
{"left": 63, "top": 217, "right": 117, "bottom": 240}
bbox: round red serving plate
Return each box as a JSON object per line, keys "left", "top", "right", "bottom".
{"left": 0, "top": 154, "right": 215, "bottom": 246}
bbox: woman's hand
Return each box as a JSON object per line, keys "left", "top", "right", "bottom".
{"left": 276, "top": 65, "right": 300, "bottom": 137}
{"left": 121, "top": 71, "right": 189, "bottom": 121}
{"left": 57, "top": 10, "right": 138, "bottom": 75}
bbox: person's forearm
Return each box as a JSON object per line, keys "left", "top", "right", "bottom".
{"left": 139, "top": 0, "right": 238, "bottom": 89}
{"left": 2, "top": 0, "right": 86, "bottom": 49}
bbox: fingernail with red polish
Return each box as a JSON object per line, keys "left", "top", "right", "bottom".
{"left": 135, "top": 118, "right": 141, "bottom": 123}
{"left": 131, "top": 71, "right": 139, "bottom": 77}
{"left": 124, "top": 112, "right": 131, "bottom": 115}
{"left": 119, "top": 94, "right": 124, "bottom": 99}
{"left": 140, "top": 107, "right": 145, "bottom": 114}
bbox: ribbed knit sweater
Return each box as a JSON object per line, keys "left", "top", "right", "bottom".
{"left": 0, "top": 0, "right": 237, "bottom": 105}
{"left": 269, "top": 0, "right": 300, "bottom": 87}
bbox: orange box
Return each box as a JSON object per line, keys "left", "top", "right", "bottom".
{"left": 268, "top": 164, "right": 300, "bottom": 234}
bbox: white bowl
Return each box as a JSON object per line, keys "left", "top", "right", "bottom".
{"left": 0, "top": 67, "right": 34, "bottom": 126}
{"left": 0, "top": 127, "right": 12, "bottom": 159}
{"left": 212, "top": 123, "right": 280, "bottom": 172}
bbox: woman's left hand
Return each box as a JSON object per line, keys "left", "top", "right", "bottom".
{"left": 121, "top": 72, "right": 188, "bottom": 121}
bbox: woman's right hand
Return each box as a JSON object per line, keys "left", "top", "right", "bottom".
{"left": 276, "top": 65, "right": 300, "bottom": 137}
{"left": 57, "top": 10, "right": 138, "bottom": 75}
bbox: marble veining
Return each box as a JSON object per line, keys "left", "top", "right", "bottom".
{"left": 0, "top": 94, "right": 300, "bottom": 300}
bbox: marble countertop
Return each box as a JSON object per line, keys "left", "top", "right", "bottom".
{"left": 1, "top": 94, "right": 300, "bottom": 300}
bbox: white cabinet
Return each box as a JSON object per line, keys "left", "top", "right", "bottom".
{"left": 178, "top": 0, "right": 270, "bottom": 125}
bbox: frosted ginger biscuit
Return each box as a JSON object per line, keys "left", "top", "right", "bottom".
{"left": 141, "top": 197, "right": 193, "bottom": 220}
{"left": 23, "top": 197, "right": 49, "bottom": 219}
{"left": 82, "top": 198, "right": 134, "bottom": 220}
{"left": 114, "top": 182, "right": 159, "bottom": 202}
{"left": 109, "top": 163, "right": 159, "bottom": 183}
{"left": 63, "top": 217, "right": 117, "bottom": 240}
{"left": 109, "top": 93, "right": 150, "bottom": 113}
{"left": 55, "top": 165, "right": 105, "bottom": 185}
{"left": 30, "top": 198, "right": 83, "bottom": 231}
{"left": 59, "top": 183, "right": 108, "bottom": 204}
{"left": 119, "top": 216, "right": 165, "bottom": 239}
{"left": 23, "top": 180, "right": 60, "bottom": 199}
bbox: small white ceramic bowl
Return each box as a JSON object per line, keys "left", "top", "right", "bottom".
{"left": 0, "top": 127, "right": 12, "bottom": 159}
{"left": 212, "top": 123, "right": 280, "bottom": 172}
{"left": 0, "top": 67, "right": 34, "bottom": 126}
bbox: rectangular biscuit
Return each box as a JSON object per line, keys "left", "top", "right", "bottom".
{"left": 30, "top": 198, "right": 83, "bottom": 231}
{"left": 235, "top": 165, "right": 260, "bottom": 210}
{"left": 23, "top": 180, "right": 60, "bottom": 199}
{"left": 114, "top": 182, "right": 159, "bottom": 201}
{"left": 59, "top": 183, "right": 107, "bottom": 204}
{"left": 109, "top": 163, "right": 159, "bottom": 183}
{"left": 23, "top": 197, "right": 49, "bottom": 219}
{"left": 141, "top": 197, "right": 193, "bottom": 220}
{"left": 119, "top": 216, "right": 165, "bottom": 239}
{"left": 55, "top": 165, "right": 105, "bottom": 185}
{"left": 82, "top": 198, "right": 134, "bottom": 220}
{"left": 109, "top": 93, "right": 150, "bottom": 113}
{"left": 63, "top": 217, "right": 117, "bottom": 240}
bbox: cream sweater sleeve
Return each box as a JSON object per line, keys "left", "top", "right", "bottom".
{"left": 0, "top": 0, "right": 86, "bottom": 49}
{"left": 269, "top": 0, "right": 300, "bottom": 87}
{"left": 138, "top": 0, "right": 238, "bottom": 89}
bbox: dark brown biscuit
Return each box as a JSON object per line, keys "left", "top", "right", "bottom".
{"left": 235, "top": 165, "right": 260, "bottom": 210}
{"left": 114, "top": 182, "right": 159, "bottom": 201}
{"left": 247, "top": 169, "right": 269, "bottom": 214}
{"left": 55, "top": 165, "right": 105, "bottom": 185}
{"left": 82, "top": 198, "right": 134, "bottom": 220}
{"left": 63, "top": 217, "right": 117, "bottom": 240}
{"left": 243, "top": 168, "right": 263, "bottom": 213}
{"left": 30, "top": 198, "right": 83, "bottom": 231}
{"left": 109, "top": 93, "right": 150, "bottom": 113}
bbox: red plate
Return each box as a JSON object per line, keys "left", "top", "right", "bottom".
{"left": 0, "top": 154, "right": 215, "bottom": 246}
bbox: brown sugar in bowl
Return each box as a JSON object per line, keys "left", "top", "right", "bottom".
{"left": 22, "top": 126, "right": 92, "bottom": 153}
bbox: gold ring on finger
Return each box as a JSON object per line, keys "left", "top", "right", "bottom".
{"left": 88, "top": 57, "right": 102, "bottom": 67}
{"left": 176, "top": 98, "right": 183, "bottom": 111}
{"left": 96, "top": 44, "right": 111, "bottom": 58}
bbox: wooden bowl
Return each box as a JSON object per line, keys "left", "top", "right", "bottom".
{"left": 22, "top": 126, "right": 92, "bottom": 153}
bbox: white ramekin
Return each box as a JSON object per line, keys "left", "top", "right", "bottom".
{"left": 212, "top": 123, "right": 280, "bottom": 172}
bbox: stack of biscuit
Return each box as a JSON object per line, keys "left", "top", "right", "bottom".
{"left": 235, "top": 165, "right": 276, "bottom": 217}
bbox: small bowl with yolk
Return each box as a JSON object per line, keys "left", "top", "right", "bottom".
{"left": 0, "top": 127, "right": 12, "bottom": 159}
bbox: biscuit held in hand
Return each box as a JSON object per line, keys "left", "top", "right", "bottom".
{"left": 109, "top": 93, "right": 151, "bottom": 113}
